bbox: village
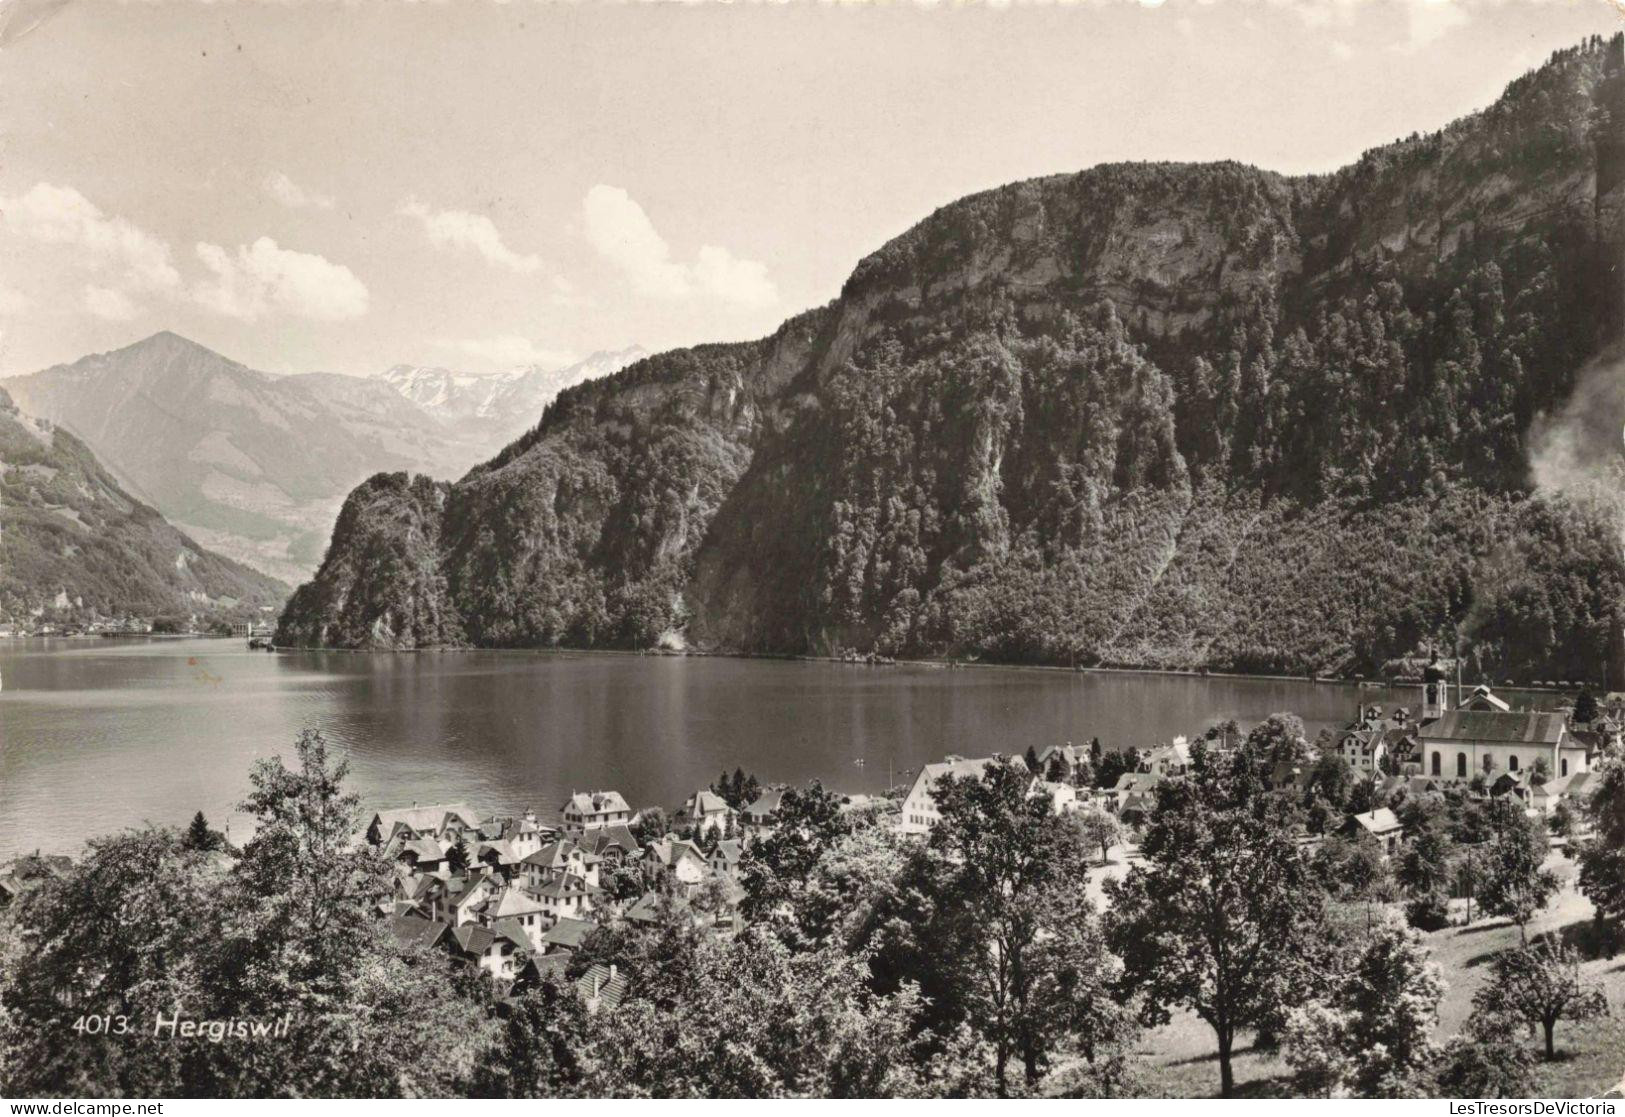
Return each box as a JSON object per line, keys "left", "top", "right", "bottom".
{"left": 245, "top": 675, "right": 1621, "bottom": 1013}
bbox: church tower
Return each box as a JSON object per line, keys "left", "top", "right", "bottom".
{"left": 1421, "top": 659, "right": 1449, "bottom": 722}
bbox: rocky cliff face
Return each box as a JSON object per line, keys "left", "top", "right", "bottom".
{"left": 279, "top": 37, "right": 1625, "bottom": 679}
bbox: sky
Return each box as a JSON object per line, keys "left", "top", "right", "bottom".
{"left": 0, "top": 0, "right": 1621, "bottom": 379}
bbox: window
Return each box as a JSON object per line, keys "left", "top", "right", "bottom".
{"left": 1484, "top": 754, "right": 1495, "bottom": 773}
{"left": 1508, "top": 755, "right": 1519, "bottom": 771}
{"left": 1431, "top": 752, "right": 1441, "bottom": 776}
{"left": 1561, "top": 758, "right": 1569, "bottom": 777}
{"left": 1457, "top": 753, "right": 1468, "bottom": 778}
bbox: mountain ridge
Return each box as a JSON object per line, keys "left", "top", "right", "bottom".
{"left": 279, "top": 35, "right": 1625, "bottom": 680}
{"left": 0, "top": 385, "right": 287, "bottom": 624}
{"left": 1, "top": 336, "right": 645, "bottom": 584}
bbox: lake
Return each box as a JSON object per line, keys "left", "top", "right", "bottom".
{"left": 0, "top": 637, "right": 1458, "bottom": 856}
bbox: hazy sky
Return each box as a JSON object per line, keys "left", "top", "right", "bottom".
{"left": 0, "top": 0, "right": 1620, "bottom": 379}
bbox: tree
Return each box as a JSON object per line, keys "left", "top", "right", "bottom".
{"left": 1105, "top": 744, "right": 1330, "bottom": 1096}
{"left": 923, "top": 760, "right": 1130, "bottom": 1093}
{"left": 577, "top": 922, "right": 923, "bottom": 1097}
{"left": 1473, "top": 942, "right": 1610, "bottom": 1059}
{"left": 630, "top": 807, "right": 668, "bottom": 847}
{"left": 739, "top": 783, "right": 851, "bottom": 924}
{"left": 1024, "top": 745, "right": 1042, "bottom": 773}
{"left": 182, "top": 809, "right": 227, "bottom": 852}
{"left": 446, "top": 836, "right": 472, "bottom": 874}
{"left": 1075, "top": 810, "right": 1122, "bottom": 866}
{"left": 711, "top": 767, "right": 763, "bottom": 812}
{"left": 1283, "top": 920, "right": 1444, "bottom": 1098}
{"left": 1338, "top": 921, "right": 1444, "bottom": 1095}
{"left": 1577, "top": 759, "right": 1625, "bottom": 927}
{"left": 1573, "top": 690, "right": 1599, "bottom": 724}
{"left": 1397, "top": 826, "right": 1455, "bottom": 898}
{"left": 0, "top": 828, "right": 224, "bottom": 1096}
{"left": 1304, "top": 752, "right": 1353, "bottom": 812}
{"left": 1246, "top": 712, "right": 1309, "bottom": 765}
{"left": 471, "top": 975, "right": 592, "bottom": 1097}
{"left": 1281, "top": 1003, "right": 1353, "bottom": 1098}
{"left": 1436, "top": 1033, "right": 1536, "bottom": 1098}
{"left": 1477, "top": 799, "right": 1558, "bottom": 940}
{"left": 1529, "top": 755, "right": 1552, "bottom": 786}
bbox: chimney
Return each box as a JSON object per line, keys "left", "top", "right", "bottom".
{"left": 609, "top": 963, "right": 617, "bottom": 982}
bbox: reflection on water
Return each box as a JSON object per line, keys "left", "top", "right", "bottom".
{"left": 0, "top": 636, "right": 1527, "bottom": 856}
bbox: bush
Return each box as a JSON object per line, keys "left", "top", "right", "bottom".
{"left": 1406, "top": 891, "right": 1452, "bottom": 932}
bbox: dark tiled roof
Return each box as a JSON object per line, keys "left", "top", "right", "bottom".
{"left": 542, "top": 916, "right": 597, "bottom": 950}
{"left": 576, "top": 963, "right": 629, "bottom": 1009}
{"left": 387, "top": 913, "right": 450, "bottom": 951}
{"left": 1422, "top": 710, "right": 1566, "bottom": 745}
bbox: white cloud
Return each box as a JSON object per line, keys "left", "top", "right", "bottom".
{"left": 264, "top": 172, "right": 335, "bottom": 211}
{"left": 694, "top": 244, "right": 777, "bottom": 309}
{"left": 192, "top": 237, "right": 369, "bottom": 321}
{"left": 1404, "top": 0, "right": 1470, "bottom": 51}
{"left": 583, "top": 184, "right": 777, "bottom": 309}
{"left": 1, "top": 182, "right": 179, "bottom": 292}
{"left": 83, "top": 285, "right": 139, "bottom": 321}
{"left": 440, "top": 335, "right": 575, "bottom": 368}
{"left": 582, "top": 185, "right": 692, "bottom": 298}
{"left": 398, "top": 199, "right": 541, "bottom": 274}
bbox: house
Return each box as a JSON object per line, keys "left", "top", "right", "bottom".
{"left": 899, "top": 756, "right": 1028, "bottom": 836}
{"left": 561, "top": 791, "right": 633, "bottom": 832}
{"left": 708, "top": 839, "right": 743, "bottom": 878}
{"left": 1418, "top": 706, "right": 1590, "bottom": 781}
{"left": 624, "top": 890, "right": 664, "bottom": 925}
{"left": 1528, "top": 770, "right": 1597, "bottom": 816}
{"left": 366, "top": 805, "right": 484, "bottom": 846}
{"left": 451, "top": 922, "right": 525, "bottom": 981}
{"left": 541, "top": 916, "right": 597, "bottom": 954}
{"left": 576, "top": 963, "right": 628, "bottom": 1012}
{"left": 1139, "top": 738, "right": 1191, "bottom": 778}
{"left": 1340, "top": 707, "right": 1400, "bottom": 774}
{"left": 1108, "top": 771, "right": 1161, "bottom": 817}
{"left": 742, "top": 788, "right": 785, "bottom": 835}
{"left": 1034, "top": 780, "right": 1079, "bottom": 815}
{"left": 675, "top": 790, "right": 735, "bottom": 837}
{"left": 522, "top": 839, "right": 599, "bottom": 889}
{"left": 643, "top": 837, "right": 708, "bottom": 891}
{"left": 533, "top": 870, "right": 595, "bottom": 925}
{"left": 450, "top": 875, "right": 502, "bottom": 926}
{"left": 386, "top": 912, "right": 451, "bottom": 953}
{"left": 1035, "top": 743, "right": 1090, "bottom": 783}
{"left": 578, "top": 824, "right": 640, "bottom": 867}
{"left": 1459, "top": 685, "right": 1512, "bottom": 713}
{"left": 1342, "top": 808, "right": 1405, "bottom": 856}
{"left": 479, "top": 885, "right": 554, "bottom": 950}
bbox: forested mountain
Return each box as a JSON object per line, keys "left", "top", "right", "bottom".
{"left": 280, "top": 36, "right": 1625, "bottom": 681}
{"left": 0, "top": 388, "right": 286, "bottom": 624}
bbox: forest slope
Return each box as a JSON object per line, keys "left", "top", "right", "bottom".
{"left": 280, "top": 36, "right": 1625, "bottom": 682}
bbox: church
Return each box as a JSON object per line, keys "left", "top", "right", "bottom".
{"left": 1413, "top": 669, "right": 1594, "bottom": 782}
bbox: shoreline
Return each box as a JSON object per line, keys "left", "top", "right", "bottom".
{"left": 262, "top": 640, "right": 1601, "bottom": 695}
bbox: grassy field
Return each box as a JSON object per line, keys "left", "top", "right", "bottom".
{"left": 1084, "top": 843, "right": 1625, "bottom": 1098}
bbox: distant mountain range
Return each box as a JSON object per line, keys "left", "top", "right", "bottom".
{"left": 0, "top": 386, "right": 286, "bottom": 623}
{"left": 382, "top": 347, "right": 648, "bottom": 435}
{"left": 0, "top": 334, "right": 643, "bottom": 583}
{"left": 280, "top": 35, "right": 1625, "bottom": 683}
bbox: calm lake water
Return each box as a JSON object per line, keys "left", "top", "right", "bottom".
{"left": 1, "top": 637, "right": 1443, "bottom": 856}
